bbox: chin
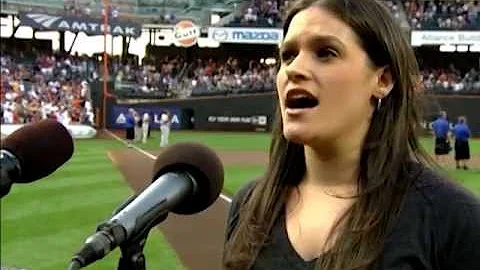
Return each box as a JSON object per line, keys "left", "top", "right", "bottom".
{"left": 283, "top": 122, "right": 338, "bottom": 147}
{"left": 282, "top": 123, "right": 315, "bottom": 145}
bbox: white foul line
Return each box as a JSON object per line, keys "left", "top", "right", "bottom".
{"left": 104, "top": 129, "right": 233, "bottom": 203}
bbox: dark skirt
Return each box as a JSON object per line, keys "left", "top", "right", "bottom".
{"left": 455, "top": 140, "right": 470, "bottom": 161}
{"left": 435, "top": 137, "right": 451, "bottom": 155}
{"left": 125, "top": 127, "right": 134, "bottom": 140}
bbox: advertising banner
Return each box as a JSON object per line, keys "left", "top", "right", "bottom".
{"left": 411, "top": 31, "right": 480, "bottom": 46}
{"left": 208, "top": 27, "right": 283, "bottom": 45}
{"left": 202, "top": 114, "right": 269, "bottom": 131}
{"left": 18, "top": 12, "right": 142, "bottom": 37}
{"left": 173, "top": 20, "right": 200, "bottom": 47}
{"left": 108, "top": 105, "right": 193, "bottom": 130}
{"left": 0, "top": 124, "right": 97, "bottom": 139}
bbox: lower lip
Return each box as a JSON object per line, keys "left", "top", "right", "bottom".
{"left": 285, "top": 106, "right": 318, "bottom": 115}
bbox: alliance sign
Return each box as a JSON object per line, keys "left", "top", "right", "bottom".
{"left": 411, "top": 30, "right": 480, "bottom": 46}
{"left": 18, "top": 12, "right": 142, "bottom": 37}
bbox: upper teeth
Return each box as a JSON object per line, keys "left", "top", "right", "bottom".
{"left": 292, "top": 94, "right": 310, "bottom": 99}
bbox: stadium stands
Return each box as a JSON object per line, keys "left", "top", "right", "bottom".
{"left": 403, "top": 0, "right": 480, "bottom": 30}
{"left": 0, "top": 50, "right": 95, "bottom": 125}
{"left": 228, "top": 0, "right": 480, "bottom": 29}
{"left": 421, "top": 67, "right": 480, "bottom": 94}
{"left": 3, "top": 0, "right": 477, "bottom": 28}
{"left": 1, "top": 0, "right": 479, "bottom": 122}
{"left": 0, "top": 0, "right": 243, "bottom": 24}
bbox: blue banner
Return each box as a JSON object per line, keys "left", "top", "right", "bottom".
{"left": 19, "top": 12, "right": 142, "bottom": 37}
{"left": 108, "top": 105, "right": 191, "bottom": 130}
{"left": 208, "top": 27, "right": 283, "bottom": 45}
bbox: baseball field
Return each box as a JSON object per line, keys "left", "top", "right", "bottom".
{"left": 1, "top": 130, "right": 479, "bottom": 270}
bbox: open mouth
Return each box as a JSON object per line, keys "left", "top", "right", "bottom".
{"left": 285, "top": 90, "right": 319, "bottom": 109}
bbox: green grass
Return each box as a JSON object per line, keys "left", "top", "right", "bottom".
{"left": 137, "top": 131, "right": 480, "bottom": 195}
{"left": 420, "top": 137, "right": 480, "bottom": 155}
{"left": 1, "top": 131, "right": 478, "bottom": 270}
{"left": 1, "top": 139, "right": 184, "bottom": 270}
{"left": 138, "top": 130, "right": 271, "bottom": 152}
{"left": 223, "top": 165, "right": 267, "bottom": 196}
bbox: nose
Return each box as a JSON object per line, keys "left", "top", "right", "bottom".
{"left": 284, "top": 52, "right": 311, "bottom": 82}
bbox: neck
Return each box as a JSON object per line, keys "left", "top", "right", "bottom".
{"left": 303, "top": 144, "right": 361, "bottom": 193}
{"left": 301, "top": 121, "right": 369, "bottom": 195}
{"left": 300, "top": 110, "right": 373, "bottom": 195}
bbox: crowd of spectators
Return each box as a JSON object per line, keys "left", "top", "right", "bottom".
{"left": 113, "top": 55, "right": 186, "bottom": 98}
{"left": 113, "top": 54, "right": 480, "bottom": 97}
{"left": 421, "top": 67, "right": 480, "bottom": 94}
{"left": 61, "top": 0, "right": 179, "bottom": 24}
{"left": 2, "top": 47, "right": 478, "bottom": 127}
{"left": 228, "top": 0, "right": 284, "bottom": 28}
{"left": 112, "top": 56, "right": 278, "bottom": 97}
{"left": 231, "top": 0, "right": 480, "bottom": 30}
{"left": 186, "top": 57, "right": 277, "bottom": 96}
{"left": 3, "top": 0, "right": 480, "bottom": 126}
{"left": 0, "top": 50, "right": 95, "bottom": 126}
{"left": 12, "top": 0, "right": 480, "bottom": 30}
{"left": 403, "top": 0, "right": 480, "bottom": 30}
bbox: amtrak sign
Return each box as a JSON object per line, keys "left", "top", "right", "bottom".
{"left": 18, "top": 12, "right": 141, "bottom": 37}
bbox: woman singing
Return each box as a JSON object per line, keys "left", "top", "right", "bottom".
{"left": 223, "top": 0, "right": 480, "bottom": 269}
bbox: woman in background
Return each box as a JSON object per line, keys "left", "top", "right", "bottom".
{"left": 453, "top": 116, "right": 471, "bottom": 170}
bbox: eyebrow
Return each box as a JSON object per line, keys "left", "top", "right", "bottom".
{"left": 280, "top": 34, "right": 346, "bottom": 52}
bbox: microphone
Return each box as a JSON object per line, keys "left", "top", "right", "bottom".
{"left": 1, "top": 119, "right": 75, "bottom": 198}
{"left": 69, "top": 142, "right": 224, "bottom": 269}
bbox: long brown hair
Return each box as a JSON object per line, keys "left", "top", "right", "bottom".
{"left": 223, "top": 0, "right": 435, "bottom": 269}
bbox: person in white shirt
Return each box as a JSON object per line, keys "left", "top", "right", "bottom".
{"left": 142, "top": 112, "right": 150, "bottom": 144}
{"left": 133, "top": 111, "right": 142, "bottom": 142}
{"left": 86, "top": 108, "right": 95, "bottom": 126}
{"left": 3, "top": 108, "right": 13, "bottom": 124}
{"left": 160, "top": 111, "right": 171, "bottom": 147}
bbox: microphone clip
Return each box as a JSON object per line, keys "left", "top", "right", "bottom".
{"left": 113, "top": 195, "right": 168, "bottom": 270}
{"left": 116, "top": 213, "right": 168, "bottom": 270}
{"left": 117, "top": 231, "right": 148, "bottom": 270}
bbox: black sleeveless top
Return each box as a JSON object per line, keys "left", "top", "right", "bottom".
{"left": 225, "top": 163, "right": 480, "bottom": 270}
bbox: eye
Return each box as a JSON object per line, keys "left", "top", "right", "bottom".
{"left": 280, "top": 50, "right": 296, "bottom": 64}
{"left": 316, "top": 48, "right": 338, "bottom": 60}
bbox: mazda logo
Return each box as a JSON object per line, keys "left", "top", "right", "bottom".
{"left": 212, "top": 29, "right": 228, "bottom": 41}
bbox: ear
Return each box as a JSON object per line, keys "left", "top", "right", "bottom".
{"left": 372, "top": 66, "right": 394, "bottom": 99}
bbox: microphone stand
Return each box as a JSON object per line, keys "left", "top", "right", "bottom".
{"left": 117, "top": 213, "right": 168, "bottom": 270}
{"left": 118, "top": 236, "right": 147, "bottom": 270}
{"left": 111, "top": 195, "right": 169, "bottom": 270}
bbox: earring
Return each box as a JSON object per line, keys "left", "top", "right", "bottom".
{"left": 377, "top": 98, "right": 382, "bottom": 110}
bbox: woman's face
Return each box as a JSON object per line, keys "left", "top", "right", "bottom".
{"left": 276, "top": 6, "right": 388, "bottom": 147}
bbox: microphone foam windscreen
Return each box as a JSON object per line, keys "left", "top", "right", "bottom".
{"left": 1, "top": 119, "right": 74, "bottom": 183}
{"left": 152, "top": 142, "right": 224, "bottom": 215}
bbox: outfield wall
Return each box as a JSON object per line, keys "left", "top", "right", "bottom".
{"left": 105, "top": 93, "right": 276, "bottom": 132}
{"left": 105, "top": 94, "right": 480, "bottom": 135}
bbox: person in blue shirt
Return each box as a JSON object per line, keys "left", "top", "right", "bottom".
{"left": 452, "top": 116, "right": 471, "bottom": 170}
{"left": 124, "top": 108, "right": 135, "bottom": 147}
{"left": 431, "top": 111, "right": 451, "bottom": 162}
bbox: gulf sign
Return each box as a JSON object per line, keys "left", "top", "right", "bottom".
{"left": 173, "top": 20, "right": 200, "bottom": 47}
